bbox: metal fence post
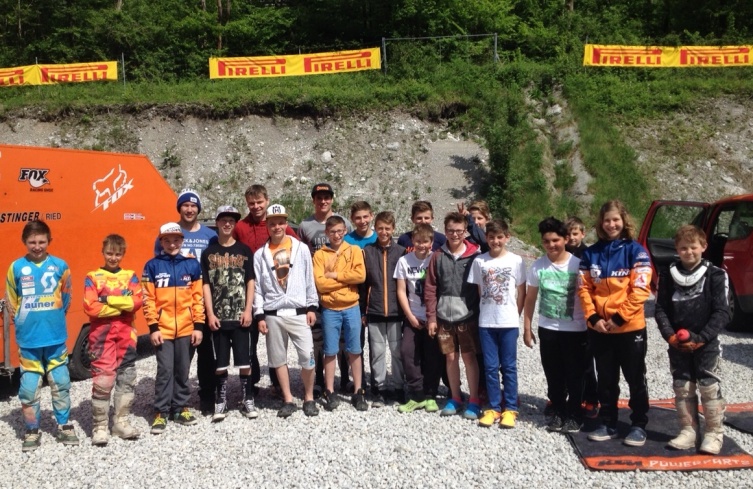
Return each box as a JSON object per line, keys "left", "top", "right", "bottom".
{"left": 494, "top": 33, "right": 499, "bottom": 63}
{"left": 381, "top": 37, "right": 387, "bottom": 74}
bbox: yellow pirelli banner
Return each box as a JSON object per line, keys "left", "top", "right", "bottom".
{"left": 0, "top": 61, "right": 118, "bottom": 86}
{"left": 209, "top": 48, "right": 381, "bottom": 79}
{"left": 584, "top": 44, "right": 752, "bottom": 68}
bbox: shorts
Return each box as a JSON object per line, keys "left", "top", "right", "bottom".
{"left": 213, "top": 327, "right": 251, "bottom": 370}
{"left": 265, "top": 315, "right": 316, "bottom": 369}
{"left": 321, "top": 305, "right": 362, "bottom": 356}
{"left": 436, "top": 318, "right": 479, "bottom": 355}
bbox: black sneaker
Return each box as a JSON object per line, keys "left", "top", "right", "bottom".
{"left": 561, "top": 417, "right": 583, "bottom": 434}
{"left": 546, "top": 414, "right": 565, "bottom": 432}
{"left": 303, "top": 400, "right": 320, "bottom": 417}
{"left": 371, "top": 391, "right": 385, "bottom": 408}
{"left": 173, "top": 407, "right": 198, "bottom": 426}
{"left": 322, "top": 390, "right": 340, "bottom": 411}
{"left": 353, "top": 388, "right": 369, "bottom": 411}
{"left": 277, "top": 402, "right": 298, "bottom": 418}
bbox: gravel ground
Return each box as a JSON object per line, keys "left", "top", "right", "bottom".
{"left": 1, "top": 303, "right": 753, "bottom": 488}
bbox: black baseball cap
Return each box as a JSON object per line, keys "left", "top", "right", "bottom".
{"left": 311, "top": 183, "right": 334, "bottom": 197}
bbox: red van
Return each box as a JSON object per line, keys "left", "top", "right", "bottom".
{"left": 638, "top": 195, "right": 753, "bottom": 330}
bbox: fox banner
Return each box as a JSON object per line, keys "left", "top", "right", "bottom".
{"left": 584, "top": 44, "right": 752, "bottom": 68}
{"left": 209, "top": 48, "right": 381, "bottom": 79}
{"left": 0, "top": 61, "right": 118, "bottom": 87}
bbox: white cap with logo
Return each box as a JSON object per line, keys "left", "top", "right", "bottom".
{"left": 159, "top": 222, "right": 184, "bottom": 239}
{"left": 266, "top": 204, "right": 288, "bottom": 219}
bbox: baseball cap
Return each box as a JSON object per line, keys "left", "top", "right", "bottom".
{"left": 215, "top": 205, "right": 241, "bottom": 222}
{"left": 310, "top": 183, "right": 334, "bottom": 198}
{"left": 158, "top": 222, "right": 184, "bottom": 239}
{"left": 266, "top": 203, "right": 288, "bottom": 219}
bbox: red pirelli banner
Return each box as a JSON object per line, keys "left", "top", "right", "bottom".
{"left": 584, "top": 44, "right": 752, "bottom": 68}
{"left": 0, "top": 61, "right": 117, "bottom": 87}
{"left": 209, "top": 48, "right": 381, "bottom": 79}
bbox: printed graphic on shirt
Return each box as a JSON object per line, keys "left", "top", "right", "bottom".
{"left": 273, "top": 247, "right": 291, "bottom": 292}
{"left": 481, "top": 266, "right": 513, "bottom": 305}
{"left": 412, "top": 267, "right": 427, "bottom": 306}
{"left": 538, "top": 269, "right": 577, "bottom": 320}
{"left": 205, "top": 250, "right": 249, "bottom": 322}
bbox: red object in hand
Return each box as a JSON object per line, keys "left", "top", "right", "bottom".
{"left": 676, "top": 329, "right": 691, "bottom": 343}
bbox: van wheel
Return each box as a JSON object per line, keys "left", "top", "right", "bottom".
{"left": 68, "top": 324, "right": 92, "bottom": 380}
{"left": 726, "top": 283, "right": 751, "bottom": 332}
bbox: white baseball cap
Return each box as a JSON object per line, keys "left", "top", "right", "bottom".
{"left": 158, "top": 222, "right": 184, "bottom": 239}
{"left": 266, "top": 204, "right": 288, "bottom": 219}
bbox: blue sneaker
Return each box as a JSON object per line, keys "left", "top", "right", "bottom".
{"left": 462, "top": 403, "right": 482, "bottom": 420}
{"left": 624, "top": 426, "right": 647, "bottom": 447}
{"left": 587, "top": 425, "right": 619, "bottom": 442}
{"left": 441, "top": 399, "right": 462, "bottom": 416}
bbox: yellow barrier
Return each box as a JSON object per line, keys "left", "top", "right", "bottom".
{"left": 0, "top": 62, "right": 118, "bottom": 86}
{"left": 584, "top": 45, "right": 751, "bottom": 68}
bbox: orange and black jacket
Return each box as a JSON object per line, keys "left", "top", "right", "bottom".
{"left": 142, "top": 253, "right": 205, "bottom": 339}
{"left": 360, "top": 240, "right": 406, "bottom": 320}
{"left": 577, "top": 239, "right": 652, "bottom": 333}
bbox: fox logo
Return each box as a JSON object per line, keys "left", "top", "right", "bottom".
{"left": 18, "top": 168, "right": 50, "bottom": 188}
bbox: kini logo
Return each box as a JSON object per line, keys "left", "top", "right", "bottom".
{"left": 18, "top": 168, "right": 50, "bottom": 188}
{"left": 610, "top": 269, "right": 630, "bottom": 277}
{"left": 92, "top": 164, "right": 134, "bottom": 212}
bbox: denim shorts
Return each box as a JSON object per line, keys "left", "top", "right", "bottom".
{"left": 321, "top": 305, "right": 362, "bottom": 356}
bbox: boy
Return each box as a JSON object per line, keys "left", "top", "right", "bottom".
{"left": 254, "top": 204, "right": 320, "bottom": 418}
{"left": 345, "top": 201, "right": 377, "bottom": 249}
{"left": 313, "top": 215, "right": 368, "bottom": 411}
{"left": 468, "top": 219, "right": 526, "bottom": 428}
{"left": 457, "top": 200, "right": 491, "bottom": 254}
{"left": 143, "top": 222, "right": 205, "bottom": 434}
{"left": 397, "top": 201, "right": 447, "bottom": 252}
{"left": 655, "top": 225, "right": 730, "bottom": 454}
{"left": 522, "top": 217, "right": 586, "bottom": 433}
{"left": 6, "top": 220, "right": 78, "bottom": 451}
{"left": 425, "top": 212, "right": 481, "bottom": 419}
{"left": 565, "top": 216, "right": 587, "bottom": 258}
{"left": 201, "top": 206, "right": 256, "bottom": 422}
{"left": 361, "top": 211, "right": 405, "bottom": 406}
{"left": 395, "top": 223, "right": 443, "bottom": 413}
{"left": 83, "top": 234, "right": 144, "bottom": 446}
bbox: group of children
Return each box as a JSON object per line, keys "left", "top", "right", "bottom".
{"left": 5, "top": 186, "right": 730, "bottom": 457}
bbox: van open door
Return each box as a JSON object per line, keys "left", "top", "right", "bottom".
{"left": 637, "top": 200, "right": 709, "bottom": 290}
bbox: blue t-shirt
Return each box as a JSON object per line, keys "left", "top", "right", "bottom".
{"left": 6, "top": 255, "right": 71, "bottom": 348}
{"left": 153, "top": 224, "right": 217, "bottom": 262}
{"left": 344, "top": 230, "right": 377, "bottom": 249}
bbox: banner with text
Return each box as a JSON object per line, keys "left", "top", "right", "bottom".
{"left": 209, "top": 48, "right": 381, "bottom": 79}
{"left": 0, "top": 61, "right": 118, "bottom": 87}
{"left": 584, "top": 45, "right": 752, "bottom": 68}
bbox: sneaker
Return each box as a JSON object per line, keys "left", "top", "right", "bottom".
{"left": 582, "top": 401, "right": 599, "bottom": 419}
{"left": 22, "top": 428, "right": 41, "bottom": 452}
{"left": 322, "top": 390, "right": 340, "bottom": 411}
{"left": 500, "top": 410, "right": 518, "bottom": 429}
{"left": 199, "top": 399, "right": 214, "bottom": 417}
{"left": 55, "top": 424, "right": 80, "bottom": 445}
{"left": 173, "top": 407, "right": 198, "bottom": 426}
{"left": 212, "top": 400, "right": 228, "bottom": 423}
{"left": 463, "top": 403, "right": 482, "bottom": 420}
{"left": 424, "top": 399, "right": 439, "bottom": 413}
{"left": 398, "top": 399, "right": 427, "bottom": 414}
{"left": 371, "top": 391, "right": 386, "bottom": 408}
{"left": 561, "top": 417, "right": 583, "bottom": 434}
{"left": 352, "top": 388, "right": 369, "bottom": 411}
{"left": 150, "top": 413, "right": 167, "bottom": 434}
{"left": 277, "top": 402, "right": 298, "bottom": 418}
{"left": 240, "top": 398, "right": 259, "bottom": 419}
{"left": 624, "top": 426, "right": 647, "bottom": 447}
{"left": 478, "top": 410, "right": 501, "bottom": 427}
{"left": 543, "top": 400, "right": 555, "bottom": 416}
{"left": 546, "top": 414, "right": 565, "bottom": 432}
{"left": 303, "top": 400, "right": 320, "bottom": 417}
{"left": 588, "top": 425, "right": 619, "bottom": 442}
{"left": 441, "top": 399, "right": 462, "bottom": 416}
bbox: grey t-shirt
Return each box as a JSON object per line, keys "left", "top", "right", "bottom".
{"left": 297, "top": 213, "right": 353, "bottom": 254}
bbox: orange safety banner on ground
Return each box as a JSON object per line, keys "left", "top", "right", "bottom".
{"left": 209, "top": 48, "right": 381, "bottom": 79}
{"left": 0, "top": 61, "right": 117, "bottom": 87}
{"left": 584, "top": 44, "right": 752, "bottom": 67}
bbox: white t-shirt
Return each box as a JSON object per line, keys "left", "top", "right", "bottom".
{"left": 393, "top": 252, "right": 431, "bottom": 321}
{"left": 527, "top": 254, "right": 585, "bottom": 332}
{"left": 467, "top": 252, "right": 526, "bottom": 328}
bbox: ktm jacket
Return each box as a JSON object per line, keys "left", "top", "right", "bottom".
{"left": 577, "top": 239, "right": 652, "bottom": 333}
{"left": 313, "top": 242, "right": 366, "bottom": 310}
{"left": 142, "top": 253, "right": 205, "bottom": 339}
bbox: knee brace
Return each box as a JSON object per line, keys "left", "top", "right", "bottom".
{"left": 698, "top": 382, "right": 722, "bottom": 402}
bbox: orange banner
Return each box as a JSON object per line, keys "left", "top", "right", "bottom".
{"left": 209, "top": 48, "right": 381, "bottom": 79}
{"left": 584, "top": 44, "right": 752, "bottom": 68}
{"left": 0, "top": 61, "right": 117, "bottom": 87}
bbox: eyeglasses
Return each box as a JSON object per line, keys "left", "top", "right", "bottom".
{"left": 445, "top": 229, "right": 465, "bottom": 235}
{"left": 328, "top": 229, "right": 346, "bottom": 236}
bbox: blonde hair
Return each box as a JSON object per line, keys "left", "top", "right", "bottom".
{"left": 595, "top": 200, "right": 635, "bottom": 241}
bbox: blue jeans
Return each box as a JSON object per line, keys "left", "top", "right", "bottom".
{"left": 479, "top": 327, "right": 518, "bottom": 412}
{"left": 19, "top": 343, "right": 71, "bottom": 429}
{"left": 322, "top": 305, "right": 362, "bottom": 356}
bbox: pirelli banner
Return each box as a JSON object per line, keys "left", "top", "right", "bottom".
{"left": 584, "top": 44, "right": 752, "bottom": 68}
{"left": 0, "top": 61, "right": 118, "bottom": 87}
{"left": 209, "top": 48, "right": 381, "bottom": 79}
